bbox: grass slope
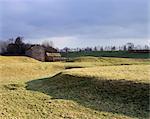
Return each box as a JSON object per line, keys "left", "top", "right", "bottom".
{"left": 64, "top": 57, "right": 150, "bottom": 69}
{"left": 27, "top": 65, "right": 150, "bottom": 119}
{"left": 0, "top": 56, "right": 149, "bottom": 119}
{"left": 0, "top": 56, "right": 40, "bottom": 63}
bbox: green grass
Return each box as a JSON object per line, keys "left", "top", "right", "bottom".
{"left": 64, "top": 57, "right": 150, "bottom": 69}
{"left": 0, "top": 56, "right": 149, "bottom": 119}
{"left": 61, "top": 51, "right": 150, "bottom": 59}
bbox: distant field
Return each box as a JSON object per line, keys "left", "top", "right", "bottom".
{"left": 0, "top": 56, "right": 149, "bottom": 119}
{"left": 61, "top": 51, "right": 150, "bottom": 59}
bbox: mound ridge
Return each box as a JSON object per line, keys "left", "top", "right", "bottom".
{"left": 66, "top": 56, "right": 150, "bottom": 66}
{"left": 68, "top": 56, "right": 100, "bottom": 62}
{"left": 0, "top": 56, "right": 39, "bottom": 63}
{"left": 26, "top": 70, "right": 149, "bottom": 118}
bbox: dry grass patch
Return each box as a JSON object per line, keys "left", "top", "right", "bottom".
{"left": 63, "top": 65, "right": 150, "bottom": 83}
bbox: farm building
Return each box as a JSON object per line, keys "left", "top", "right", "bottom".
{"left": 25, "top": 45, "right": 45, "bottom": 61}
{"left": 46, "top": 52, "right": 61, "bottom": 62}
{"left": 25, "top": 45, "right": 61, "bottom": 62}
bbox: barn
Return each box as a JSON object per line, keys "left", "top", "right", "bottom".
{"left": 25, "top": 45, "right": 61, "bottom": 62}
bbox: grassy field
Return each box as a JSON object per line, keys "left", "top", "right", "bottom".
{"left": 61, "top": 51, "right": 150, "bottom": 59}
{"left": 0, "top": 56, "right": 150, "bottom": 119}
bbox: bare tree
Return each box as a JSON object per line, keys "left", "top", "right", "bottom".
{"left": 100, "top": 46, "right": 103, "bottom": 51}
{"left": 15, "top": 37, "right": 24, "bottom": 45}
{"left": 5, "top": 36, "right": 25, "bottom": 55}
{"left": 0, "top": 41, "right": 8, "bottom": 54}
{"left": 42, "top": 40, "right": 54, "bottom": 48}
{"left": 126, "top": 42, "right": 134, "bottom": 51}
{"left": 0, "top": 39, "right": 14, "bottom": 54}
{"left": 144, "top": 45, "right": 149, "bottom": 50}
{"left": 123, "top": 45, "right": 127, "bottom": 51}
{"left": 111, "top": 46, "right": 116, "bottom": 51}
{"left": 63, "top": 47, "right": 70, "bottom": 52}
{"left": 93, "top": 46, "right": 97, "bottom": 51}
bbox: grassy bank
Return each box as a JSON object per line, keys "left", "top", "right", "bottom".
{"left": 0, "top": 56, "right": 149, "bottom": 119}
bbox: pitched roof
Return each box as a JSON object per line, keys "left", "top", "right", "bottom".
{"left": 46, "top": 52, "right": 61, "bottom": 57}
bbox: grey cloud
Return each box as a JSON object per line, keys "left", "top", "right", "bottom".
{"left": 0, "top": 0, "right": 149, "bottom": 47}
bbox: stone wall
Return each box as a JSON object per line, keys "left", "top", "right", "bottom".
{"left": 25, "top": 45, "right": 45, "bottom": 61}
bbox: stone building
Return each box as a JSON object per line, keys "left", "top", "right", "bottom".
{"left": 45, "top": 52, "right": 61, "bottom": 62}
{"left": 25, "top": 45, "right": 61, "bottom": 62}
{"left": 25, "top": 45, "right": 45, "bottom": 61}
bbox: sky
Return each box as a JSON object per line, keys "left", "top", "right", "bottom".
{"left": 0, "top": 0, "right": 149, "bottom": 48}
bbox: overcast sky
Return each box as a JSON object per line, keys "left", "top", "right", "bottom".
{"left": 0, "top": 0, "right": 149, "bottom": 48}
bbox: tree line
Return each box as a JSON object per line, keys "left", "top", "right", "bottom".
{"left": 60, "top": 43, "right": 149, "bottom": 52}
{"left": 0, "top": 37, "right": 55, "bottom": 55}
{"left": 0, "top": 37, "right": 149, "bottom": 54}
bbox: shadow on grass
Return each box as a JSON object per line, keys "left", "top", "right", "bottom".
{"left": 26, "top": 72, "right": 150, "bottom": 118}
